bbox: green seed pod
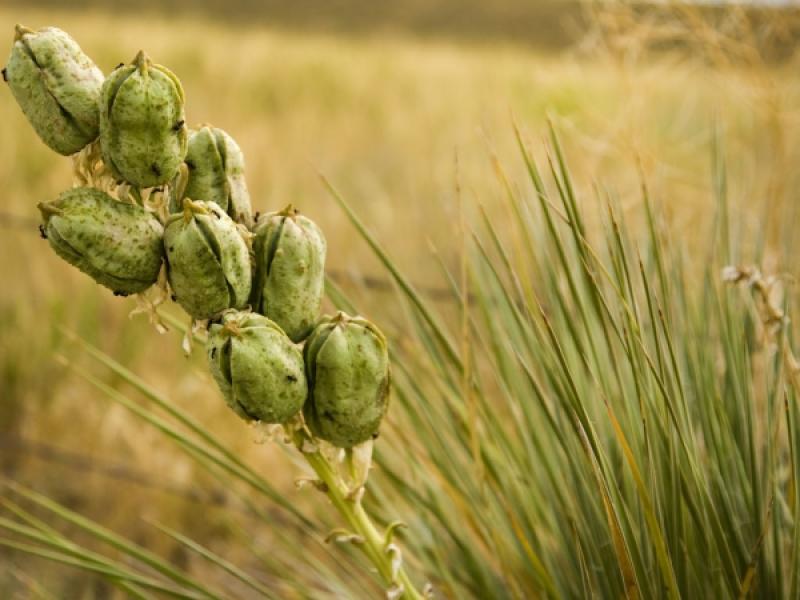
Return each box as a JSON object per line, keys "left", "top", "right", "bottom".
{"left": 169, "top": 125, "right": 252, "bottom": 227}
{"left": 38, "top": 187, "right": 163, "bottom": 295}
{"left": 164, "top": 200, "right": 251, "bottom": 320}
{"left": 99, "top": 50, "right": 187, "bottom": 187}
{"left": 304, "top": 312, "right": 390, "bottom": 448}
{"left": 4, "top": 25, "right": 104, "bottom": 155}
{"left": 207, "top": 310, "right": 307, "bottom": 423}
{"left": 251, "top": 205, "right": 326, "bottom": 343}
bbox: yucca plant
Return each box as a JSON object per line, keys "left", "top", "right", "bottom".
{"left": 3, "top": 114, "right": 798, "bottom": 599}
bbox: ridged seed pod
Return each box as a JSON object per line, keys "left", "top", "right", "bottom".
{"left": 169, "top": 125, "right": 252, "bottom": 227}
{"left": 164, "top": 200, "right": 251, "bottom": 320}
{"left": 4, "top": 25, "right": 104, "bottom": 155}
{"left": 99, "top": 50, "right": 187, "bottom": 187}
{"left": 207, "top": 311, "right": 307, "bottom": 423}
{"left": 304, "top": 312, "right": 390, "bottom": 448}
{"left": 38, "top": 187, "right": 163, "bottom": 295}
{"left": 251, "top": 205, "right": 326, "bottom": 343}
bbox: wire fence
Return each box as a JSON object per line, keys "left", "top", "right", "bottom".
{"left": 0, "top": 210, "right": 461, "bottom": 302}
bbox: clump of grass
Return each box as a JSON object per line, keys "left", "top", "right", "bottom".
{"left": 365, "top": 124, "right": 800, "bottom": 597}
{"left": 3, "top": 123, "right": 798, "bottom": 598}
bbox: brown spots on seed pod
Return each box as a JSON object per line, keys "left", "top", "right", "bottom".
{"left": 172, "top": 119, "right": 185, "bottom": 132}
{"left": 150, "top": 163, "right": 161, "bottom": 177}
{"left": 38, "top": 224, "right": 47, "bottom": 239}
{"left": 1, "top": 68, "right": 7, "bottom": 83}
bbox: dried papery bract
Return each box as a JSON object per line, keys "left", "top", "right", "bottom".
{"left": 251, "top": 205, "right": 327, "bottom": 342}
{"left": 163, "top": 199, "right": 251, "bottom": 320}
{"left": 99, "top": 50, "right": 188, "bottom": 187}
{"left": 206, "top": 310, "right": 307, "bottom": 423}
{"left": 170, "top": 125, "right": 253, "bottom": 227}
{"left": 38, "top": 187, "right": 164, "bottom": 295}
{"left": 4, "top": 25, "right": 103, "bottom": 155}
{"left": 304, "top": 312, "right": 391, "bottom": 448}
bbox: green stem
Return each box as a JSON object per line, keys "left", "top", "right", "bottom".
{"left": 296, "top": 434, "right": 424, "bottom": 599}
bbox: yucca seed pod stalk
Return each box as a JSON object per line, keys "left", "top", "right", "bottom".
{"left": 38, "top": 187, "right": 164, "bottom": 295}
{"left": 4, "top": 25, "right": 104, "bottom": 155}
{"left": 163, "top": 199, "right": 251, "bottom": 320}
{"left": 99, "top": 50, "right": 187, "bottom": 187}
{"left": 251, "top": 205, "right": 326, "bottom": 343}
{"left": 303, "top": 312, "right": 390, "bottom": 448}
{"left": 9, "top": 21, "right": 424, "bottom": 598}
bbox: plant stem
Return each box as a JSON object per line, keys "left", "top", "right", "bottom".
{"left": 294, "top": 433, "right": 424, "bottom": 599}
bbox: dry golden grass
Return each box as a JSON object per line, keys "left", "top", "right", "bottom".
{"left": 1, "top": 4, "right": 799, "bottom": 595}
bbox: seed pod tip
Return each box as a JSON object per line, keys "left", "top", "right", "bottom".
{"left": 133, "top": 49, "right": 150, "bottom": 73}
{"left": 279, "top": 203, "right": 297, "bottom": 217}
{"left": 14, "top": 24, "right": 34, "bottom": 41}
{"left": 37, "top": 201, "right": 63, "bottom": 220}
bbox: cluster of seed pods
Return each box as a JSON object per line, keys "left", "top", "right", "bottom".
{"left": 5, "top": 25, "right": 390, "bottom": 448}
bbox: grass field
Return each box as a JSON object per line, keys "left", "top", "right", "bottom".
{"left": 1, "top": 4, "right": 800, "bottom": 598}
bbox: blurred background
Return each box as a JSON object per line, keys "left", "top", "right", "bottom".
{"left": 1, "top": 0, "right": 799, "bottom": 596}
